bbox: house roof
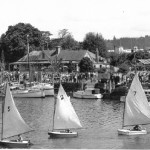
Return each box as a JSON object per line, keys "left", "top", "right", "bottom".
{"left": 11, "top": 49, "right": 102, "bottom": 65}
{"left": 17, "top": 50, "right": 55, "bottom": 62}
{"left": 57, "top": 50, "right": 87, "bottom": 61}
{"left": 18, "top": 51, "right": 41, "bottom": 62}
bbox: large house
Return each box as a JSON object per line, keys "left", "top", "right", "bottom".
{"left": 10, "top": 46, "right": 107, "bottom": 73}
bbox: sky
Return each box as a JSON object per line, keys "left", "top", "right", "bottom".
{"left": 1, "top": 0, "right": 150, "bottom": 41}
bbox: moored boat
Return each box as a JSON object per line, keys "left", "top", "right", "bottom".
{"left": 73, "top": 88, "right": 103, "bottom": 99}
{"left": 31, "top": 82, "right": 54, "bottom": 96}
{"left": 12, "top": 88, "right": 45, "bottom": 98}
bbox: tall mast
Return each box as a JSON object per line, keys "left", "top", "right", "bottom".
{"left": 1, "top": 83, "right": 7, "bottom": 140}
{"left": 27, "top": 35, "right": 30, "bottom": 84}
{"left": 52, "top": 96, "right": 57, "bottom": 131}
{"left": 1, "top": 49, "right": 5, "bottom": 140}
{"left": 1, "top": 93, "right": 3, "bottom": 140}
{"left": 122, "top": 99, "right": 126, "bottom": 128}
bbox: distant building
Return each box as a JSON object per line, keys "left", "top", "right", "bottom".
{"left": 108, "top": 46, "right": 144, "bottom": 54}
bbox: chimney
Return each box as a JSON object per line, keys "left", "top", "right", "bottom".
{"left": 56, "top": 46, "right": 61, "bottom": 55}
{"left": 96, "top": 48, "right": 99, "bottom": 63}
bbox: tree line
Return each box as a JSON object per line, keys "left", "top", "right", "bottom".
{"left": 0, "top": 23, "right": 107, "bottom": 68}
{"left": 106, "top": 36, "right": 150, "bottom": 50}
{"left": 0, "top": 22, "right": 150, "bottom": 73}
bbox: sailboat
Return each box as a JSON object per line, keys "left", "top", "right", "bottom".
{"left": 118, "top": 73, "right": 150, "bottom": 135}
{"left": 0, "top": 83, "right": 33, "bottom": 148}
{"left": 48, "top": 84, "right": 82, "bottom": 138}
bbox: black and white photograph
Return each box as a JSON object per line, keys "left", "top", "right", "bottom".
{"left": 0, "top": 0, "right": 150, "bottom": 149}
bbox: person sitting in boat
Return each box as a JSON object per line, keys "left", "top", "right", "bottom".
{"left": 65, "top": 129, "right": 70, "bottom": 133}
{"left": 17, "top": 134, "right": 23, "bottom": 142}
{"left": 132, "top": 125, "right": 142, "bottom": 131}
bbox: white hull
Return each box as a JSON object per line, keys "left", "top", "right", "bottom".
{"left": 118, "top": 129, "right": 147, "bottom": 135}
{"left": 48, "top": 131, "right": 78, "bottom": 138}
{"left": 73, "top": 91, "right": 103, "bottom": 99}
{"left": 12, "top": 89, "right": 45, "bottom": 98}
{"left": 0, "top": 140, "right": 30, "bottom": 148}
{"left": 32, "top": 83, "right": 54, "bottom": 96}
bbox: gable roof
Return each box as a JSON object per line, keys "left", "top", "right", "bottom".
{"left": 17, "top": 50, "right": 55, "bottom": 62}
{"left": 57, "top": 50, "right": 87, "bottom": 61}
{"left": 18, "top": 51, "right": 41, "bottom": 62}
{"left": 12, "top": 49, "right": 99, "bottom": 65}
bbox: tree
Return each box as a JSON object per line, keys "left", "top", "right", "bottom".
{"left": 0, "top": 23, "right": 44, "bottom": 65}
{"left": 118, "top": 63, "right": 129, "bottom": 74}
{"left": 83, "top": 32, "right": 107, "bottom": 57}
{"left": 41, "top": 31, "right": 52, "bottom": 50}
{"left": 58, "top": 29, "right": 69, "bottom": 39}
{"left": 57, "top": 29, "right": 79, "bottom": 50}
{"left": 61, "top": 34, "right": 79, "bottom": 50}
{"left": 78, "top": 57, "right": 94, "bottom": 72}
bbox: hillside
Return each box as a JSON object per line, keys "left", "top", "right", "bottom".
{"left": 105, "top": 35, "right": 150, "bottom": 50}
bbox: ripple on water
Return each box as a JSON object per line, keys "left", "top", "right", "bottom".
{"left": 0, "top": 97, "right": 150, "bottom": 148}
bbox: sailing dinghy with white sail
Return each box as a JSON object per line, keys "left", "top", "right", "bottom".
{"left": 48, "top": 84, "right": 82, "bottom": 138}
{"left": 0, "top": 83, "right": 33, "bottom": 148}
{"left": 118, "top": 73, "right": 150, "bottom": 135}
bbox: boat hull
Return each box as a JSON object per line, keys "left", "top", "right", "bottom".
{"left": 44, "top": 89, "right": 54, "bottom": 96}
{"left": 118, "top": 129, "right": 147, "bottom": 135}
{"left": 12, "top": 89, "right": 45, "bottom": 98}
{"left": 0, "top": 140, "right": 30, "bottom": 148}
{"left": 73, "top": 91, "right": 103, "bottom": 99}
{"left": 48, "top": 131, "right": 78, "bottom": 138}
{"left": 32, "top": 83, "right": 54, "bottom": 96}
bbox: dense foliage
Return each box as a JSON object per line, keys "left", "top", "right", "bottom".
{"left": 52, "top": 29, "right": 80, "bottom": 50}
{"left": 109, "top": 50, "right": 150, "bottom": 73}
{"left": 78, "top": 57, "right": 94, "bottom": 72}
{"left": 106, "top": 35, "right": 150, "bottom": 50}
{"left": 83, "top": 32, "right": 107, "bottom": 57}
{"left": 1, "top": 22, "right": 150, "bottom": 73}
{"left": 0, "top": 23, "right": 43, "bottom": 65}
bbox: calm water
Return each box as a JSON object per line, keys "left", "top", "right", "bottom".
{"left": 1, "top": 96, "right": 150, "bottom": 149}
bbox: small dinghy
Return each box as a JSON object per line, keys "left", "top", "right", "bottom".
{"left": 0, "top": 83, "right": 33, "bottom": 148}
{"left": 48, "top": 84, "right": 82, "bottom": 138}
{"left": 118, "top": 73, "right": 150, "bottom": 135}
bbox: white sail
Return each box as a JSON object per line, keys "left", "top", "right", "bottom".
{"left": 2, "top": 83, "right": 32, "bottom": 139}
{"left": 53, "top": 84, "right": 82, "bottom": 130}
{"left": 123, "top": 73, "right": 150, "bottom": 126}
